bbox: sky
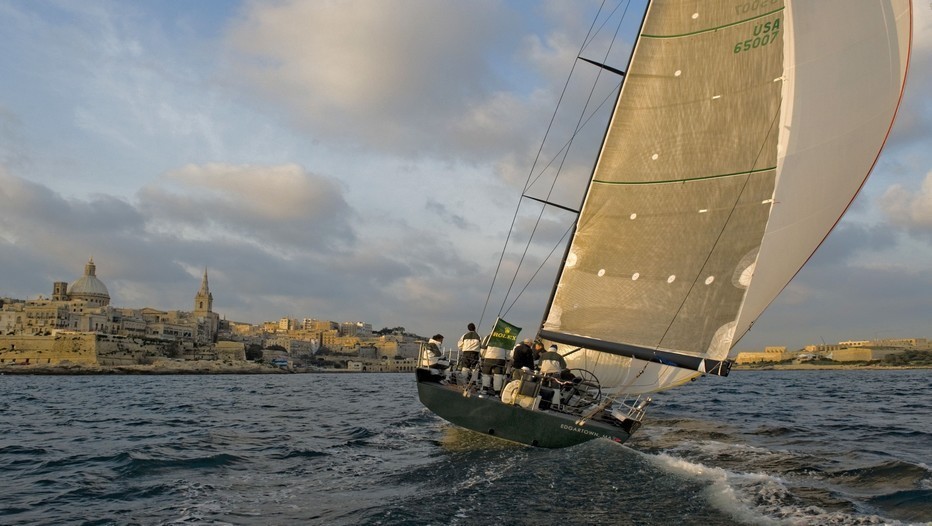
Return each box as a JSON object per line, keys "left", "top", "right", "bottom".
{"left": 1, "top": 1, "right": 930, "bottom": 353}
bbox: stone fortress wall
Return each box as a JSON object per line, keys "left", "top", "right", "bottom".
{"left": 0, "top": 332, "right": 243, "bottom": 367}
{"left": 0, "top": 333, "right": 100, "bottom": 366}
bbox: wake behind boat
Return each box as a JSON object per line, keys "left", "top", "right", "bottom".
{"left": 416, "top": 0, "right": 911, "bottom": 448}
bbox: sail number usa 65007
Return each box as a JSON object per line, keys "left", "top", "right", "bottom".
{"left": 734, "top": 16, "right": 781, "bottom": 54}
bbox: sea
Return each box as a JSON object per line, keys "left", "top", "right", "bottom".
{"left": 0, "top": 369, "right": 929, "bottom": 525}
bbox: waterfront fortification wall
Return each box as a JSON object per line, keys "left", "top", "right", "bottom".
{"left": 0, "top": 333, "right": 100, "bottom": 365}
{"left": 1, "top": 333, "right": 241, "bottom": 368}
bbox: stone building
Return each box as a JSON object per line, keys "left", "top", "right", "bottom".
{"left": 67, "top": 258, "right": 111, "bottom": 307}
{"left": 0, "top": 259, "right": 220, "bottom": 344}
{"left": 734, "top": 346, "right": 789, "bottom": 364}
{"left": 193, "top": 268, "right": 220, "bottom": 343}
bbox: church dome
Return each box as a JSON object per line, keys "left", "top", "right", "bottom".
{"left": 69, "top": 257, "right": 111, "bottom": 307}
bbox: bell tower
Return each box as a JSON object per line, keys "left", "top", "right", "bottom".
{"left": 193, "top": 267, "right": 219, "bottom": 343}
{"left": 194, "top": 267, "right": 213, "bottom": 315}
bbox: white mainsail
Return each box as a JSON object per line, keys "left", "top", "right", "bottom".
{"left": 540, "top": 0, "right": 911, "bottom": 394}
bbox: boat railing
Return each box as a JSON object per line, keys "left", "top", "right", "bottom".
{"left": 417, "top": 343, "right": 460, "bottom": 369}
{"left": 612, "top": 395, "right": 652, "bottom": 423}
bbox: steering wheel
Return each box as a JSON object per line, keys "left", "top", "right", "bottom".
{"left": 561, "top": 368, "right": 601, "bottom": 408}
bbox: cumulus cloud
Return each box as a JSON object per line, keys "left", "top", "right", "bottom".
{"left": 0, "top": 169, "right": 144, "bottom": 258}
{"left": 138, "top": 163, "right": 354, "bottom": 254}
{"left": 879, "top": 171, "right": 932, "bottom": 232}
{"left": 0, "top": 166, "right": 485, "bottom": 332}
{"left": 225, "top": 0, "right": 518, "bottom": 158}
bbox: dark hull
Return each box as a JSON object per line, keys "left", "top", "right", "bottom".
{"left": 415, "top": 369, "right": 638, "bottom": 448}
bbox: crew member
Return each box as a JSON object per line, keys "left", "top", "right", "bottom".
{"left": 538, "top": 343, "right": 570, "bottom": 406}
{"left": 512, "top": 338, "right": 535, "bottom": 376}
{"left": 424, "top": 334, "right": 449, "bottom": 379}
{"left": 457, "top": 323, "right": 482, "bottom": 385}
{"left": 480, "top": 340, "right": 509, "bottom": 395}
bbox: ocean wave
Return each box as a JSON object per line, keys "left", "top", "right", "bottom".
{"left": 749, "top": 424, "right": 809, "bottom": 437}
{"left": 115, "top": 452, "right": 246, "bottom": 477}
{"left": 272, "top": 448, "right": 329, "bottom": 460}
{"left": 826, "top": 460, "right": 930, "bottom": 493}
{"left": 867, "top": 489, "right": 932, "bottom": 523}
{"left": 644, "top": 451, "right": 904, "bottom": 526}
{"left": 0, "top": 444, "right": 51, "bottom": 456}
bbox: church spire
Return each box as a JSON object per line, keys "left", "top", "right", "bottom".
{"left": 195, "top": 267, "right": 213, "bottom": 313}
{"left": 199, "top": 267, "right": 210, "bottom": 295}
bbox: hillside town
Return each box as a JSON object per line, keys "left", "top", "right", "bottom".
{"left": 0, "top": 258, "right": 422, "bottom": 373}
{"left": 2, "top": 258, "right": 929, "bottom": 373}
{"left": 733, "top": 339, "right": 932, "bottom": 368}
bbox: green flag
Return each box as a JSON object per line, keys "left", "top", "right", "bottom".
{"left": 487, "top": 317, "right": 521, "bottom": 349}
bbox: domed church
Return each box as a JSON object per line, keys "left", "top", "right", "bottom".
{"left": 65, "top": 258, "right": 111, "bottom": 307}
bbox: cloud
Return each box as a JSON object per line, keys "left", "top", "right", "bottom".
{"left": 0, "top": 166, "right": 493, "bottom": 334}
{"left": 138, "top": 163, "right": 355, "bottom": 254}
{"left": 425, "top": 199, "right": 473, "bottom": 230}
{"left": 739, "top": 255, "right": 932, "bottom": 351}
{"left": 0, "top": 107, "right": 28, "bottom": 170}
{"left": 878, "top": 171, "right": 932, "bottom": 234}
{"left": 225, "top": 0, "right": 520, "bottom": 158}
{"left": 0, "top": 169, "right": 145, "bottom": 254}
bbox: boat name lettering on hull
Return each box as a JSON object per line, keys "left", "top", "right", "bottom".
{"left": 560, "top": 423, "right": 610, "bottom": 438}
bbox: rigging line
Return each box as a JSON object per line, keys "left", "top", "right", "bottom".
{"left": 528, "top": 0, "right": 633, "bottom": 194}
{"left": 498, "top": 1, "right": 631, "bottom": 317}
{"left": 501, "top": 222, "right": 574, "bottom": 318}
{"left": 524, "top": 80, "right": 621, "bottom": 192}
{"left": 655, "top": 95, "right": 785, "bottom": 354}
{"left": 581, "top": 0, "right": 631, "bottom": 54}
{"left": 541, "top": 1, "right": 628, "bottom": 212}
{"left": 478, "top": 0, "right": 608, "bottom": 330}
{"left": 481, "top": 3, "right": 610, "bottom": 327}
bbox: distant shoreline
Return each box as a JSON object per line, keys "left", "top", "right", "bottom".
{"left": 0, "top": 362, "right": 286, "bottom": 375}
{"left": 733, "top": 364, "right": 931, "bottom": 371}
{"left": 3, "top": 361, "right": 929, "bottom": 376}
{"left": 0, "top": 362, "right": 407, "bottom": 375}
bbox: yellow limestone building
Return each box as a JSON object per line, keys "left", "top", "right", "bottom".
{"left": 1, "top": 259, "right": 222, "bottom": 366}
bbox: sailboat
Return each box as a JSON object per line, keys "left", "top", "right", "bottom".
{"left": 416, "top": 0, "right": 912, "bottom": 448}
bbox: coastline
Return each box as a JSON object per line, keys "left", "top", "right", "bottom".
{"left": 2, "top": 361, "right": 929, "bottom": 375}
{"left": 0, "top": 361, "right": 288, "bottom": 375}
{"left": 733, "top": 363, "right": 931, "bottom": 371}
{"left": 0, "top": 361, "right": 412, "bottom": 375}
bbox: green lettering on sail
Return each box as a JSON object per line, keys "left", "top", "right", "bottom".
{"left": 487, "top": 318, "right": 521, "bottom": 349}
{"left": 733, "top": 16, "right": 781, "bottom": 54}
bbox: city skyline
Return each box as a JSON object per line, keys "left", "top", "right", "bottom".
{"left": 1, "top": 2, "right": 931, "bottom": 352}
{"left": 4, "top": 254, "right": 924, "bottom": 353}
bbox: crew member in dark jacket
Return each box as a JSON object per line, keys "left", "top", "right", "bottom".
{"left": 512, "top": 338, "right": 535, "bottom": 374}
